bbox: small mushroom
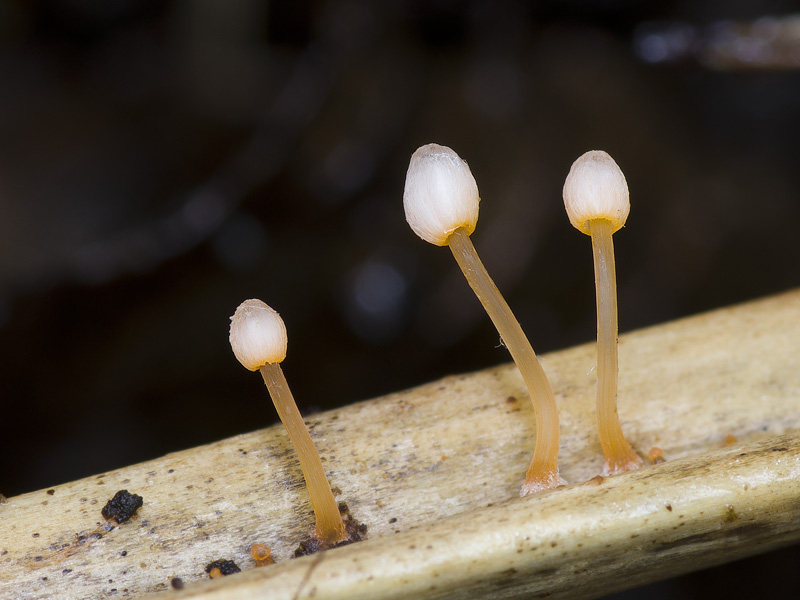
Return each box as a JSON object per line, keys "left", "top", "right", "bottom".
{"left": 563, "top": 150, "right": 643, "bottom": 475}
{"left": 229, "top": 299, "right": 347, "bottom": 546}
{"left": 404, "top": 143, "right": 564, "bottom": 495}
{"left": 251, "top": 543, "right": 275, "bottom": 566}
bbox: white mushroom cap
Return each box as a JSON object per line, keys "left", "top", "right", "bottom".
{"left": 403, "top": 143, "right": 480, "bottom": 246}
{"left": 563, "top": 150, "right": 630, "bottom": 235}
{"left": 229, "top": 299, "right": 287, "bottom": 371}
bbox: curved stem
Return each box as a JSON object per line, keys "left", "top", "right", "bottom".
{"left": 589, "top": 219, "right": 642, "bottom": 475}
{"left": 260, "top": 363, "right": 347, "bottom": 545}
{"left": 447, "top": 228, "right": 564, "bottom": 494}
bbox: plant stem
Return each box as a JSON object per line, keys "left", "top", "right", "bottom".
{"left": 448, "top": 228, "right": 563, "bottom": 494}
{"left": 589, "top": 219, "right": 642, "bottom": 475}
{"left": 260, "top": 362, "right": 346, "bottom": 545}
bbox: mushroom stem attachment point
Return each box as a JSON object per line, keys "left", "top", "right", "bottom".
{"left": 260, "top": 362, "right": 347, "bottom": 546}
{"left": 589, "top": 219, "right": 643, "bottom": 475}
{"left": 447, "top": 228, "right": 564, "bottom": 494}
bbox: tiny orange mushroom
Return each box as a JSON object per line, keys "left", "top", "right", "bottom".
{"left": 648, "top": 446, "right": 665, "bottom": 464}
{"left": 251, "top": 543, "right": 275, "bottom": 566}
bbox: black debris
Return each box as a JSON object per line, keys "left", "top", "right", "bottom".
{"left": 101, "top": 490, "right": 144, "bottom": 524}
{"left": 204, "top": 559, "right": 241, "bottom": 576}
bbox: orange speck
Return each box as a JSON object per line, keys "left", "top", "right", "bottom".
{"left": 209, "top": 568, "right": 222, "bottom": 579}
{"left": 251, "top": 544, "right": 275, "bottom": 566}
{"left": 648, "top": 447, "right": 665, "bottom": 464}
{"left": 724, "top": 434, "right": 737, "bottom": 446}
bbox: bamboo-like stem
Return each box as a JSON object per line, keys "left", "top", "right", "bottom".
{"left": 163, "top": 433, "right": 800, "bottom": 600}
{"left": 3, "top": 289, "right": 800, "bottom": 600}
{"left": 260, "top": 363, "right": 346, "bottom": 546}
{"left": 448, "top": 227, "right": 563, "bottom": 493}
{"left": 589, "top": 219, "right": 642, "bottom": 474}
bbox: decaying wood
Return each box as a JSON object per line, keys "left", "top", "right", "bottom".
{"left": 2, "top": 289, "right": 800, "bottom": 599}
{"left": 164, "top": 433, "right": 800, "bottom": 600}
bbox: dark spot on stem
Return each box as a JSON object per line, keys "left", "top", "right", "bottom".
{"left": 293, "top": 503, "right": 367, "bottom": 557}
{"left": 724, "top": 505, "right": 739, "bottom": 522}
{"left": 205, "top": 559, "right": 240, "bottom": 576}
{"left": 101, "top": 490, "right": 144, "bottom": 524}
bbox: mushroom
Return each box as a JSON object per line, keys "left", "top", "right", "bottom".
{"left": 229, "top": 299, "right": 347, "bottom": 546}
{"left": 251, "top": 543, "right": 276, "bottom": 566}
{"left": 403, "top": 143, "right": 564, "bottom": 495}
{"left": 562, "top": 150, "right": 643, "bottom": 475}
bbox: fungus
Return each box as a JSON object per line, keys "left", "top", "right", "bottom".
{"left": 229, "top": 299, "right": 347, "bottom": 546}
{"left": 563, "top": 150, "right": 643, "bottom": 475}
{"left": 251, "top": 543, "right": 275, "bottom": 566}
{"left": 648, "top": 446, "right": 665, "bottom": 464}
{"left": 403, "top": 143, "right": 564, "bottom": 495}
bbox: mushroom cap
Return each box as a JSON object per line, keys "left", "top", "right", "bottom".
{"left": 563, "top": 150, "right": 630, "bottom": 235}
{"left": 229, "top": 299, "right": 287, "bottom": 371}
{"left": 403, "top": 143, "right": 480, "bottom": 246}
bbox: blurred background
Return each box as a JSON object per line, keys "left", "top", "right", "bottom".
{"left": 1, "top": 0, "right": 799, "bottom": 597}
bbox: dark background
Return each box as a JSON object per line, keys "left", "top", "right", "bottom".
{"left": 1, "top": 1, "right": 799, "bottom": 598}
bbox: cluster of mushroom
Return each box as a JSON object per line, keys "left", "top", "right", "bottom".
{"left": 403, "top": 144, "right": 642, "bottom": 494}
{"left": 225, "top": 143, "right": 643, "bottom": 560}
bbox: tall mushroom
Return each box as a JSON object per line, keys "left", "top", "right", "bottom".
{"left": 403, "top": 143, "right": 564, "bottom": 495}
{"left": 229, "top": 299, "right": 347, "bottom": 546}
{"left": 562, "top": 150, "right": 643, "bottom": 475}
